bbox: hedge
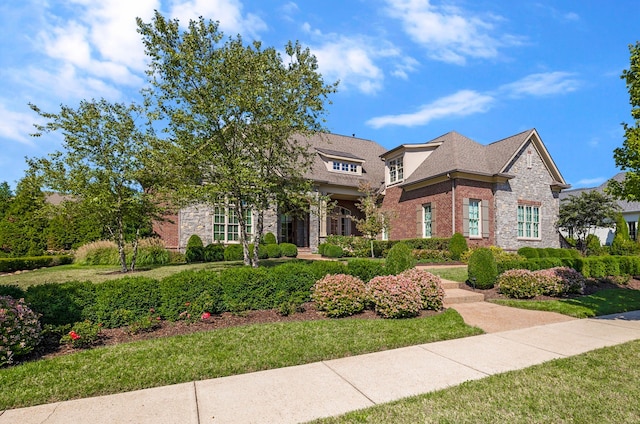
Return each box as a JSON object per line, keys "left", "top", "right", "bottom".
{"left": 499, "top": 255, "right": 640, "bottom": 279}
{"left": 0, "top": 255, "right": 73, "bottom": 273}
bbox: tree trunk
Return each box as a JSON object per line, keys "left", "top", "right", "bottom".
{"left": 252, "top": 211, "right": 265, "bottom": 268}
{"left": 130, "top": 228, "right": 140, "bottom": 271}
{"left": 117, "top": 215, "right": 128, "bottom": 273}
{"left": 370, "top": 239, "right": 374, "bottom": 258}
{"left": 235, "top": 200, "right": 251, "bottom": 267}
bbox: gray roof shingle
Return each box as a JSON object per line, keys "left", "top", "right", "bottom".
{"left": 560, "top": 172, "right": 640, "bottom": 213}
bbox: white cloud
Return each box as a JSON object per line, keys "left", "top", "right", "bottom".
{"left": 24, "top": 64, "right": 123, "bottom": 101}
{"left": 500, "top": 72, "right": 580, "bottom": 97}
{"left": 0, "top": 103, "right": 39, "bottom": 145}
{"left": 169, "top": 0, "right": 267, "bottom": 37}
{"left": 574, "top": 177, "right": 606, "bottom": 188}
{"left": 391, "top": 57, "right": 419, "bottom": 80}
{"left": 367, "top": 90, "right": 494, "bottom": 128}
{"left": 384, "top": 0, "right": 520, "bottom": 65}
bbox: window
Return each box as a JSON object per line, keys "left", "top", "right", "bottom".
{"left": 332, "top": 161, "right": 358, "bottom": 173}
{"left": 423, "top": 204, "right": 432, "bottom": 238}
{"left": 629, "top": 221, "right": 637, "bottom": 241}
{"left": 330, "top": 207, "right": 352, "bottom": 236}
{"left": 212, "top": 204, "right": 252, "bottom": 243}
{"left": 468, "top": 200, "right": 480, "bottom": 237}
{"left": 389, "top": 157, "right": 404, "bottom": 184}
{"left": 518, "top": 204, "right": 540, "bottom": 239}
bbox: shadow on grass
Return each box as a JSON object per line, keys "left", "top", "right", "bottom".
{"left": 560, "top": 288, "right": 640, "bottom": 317}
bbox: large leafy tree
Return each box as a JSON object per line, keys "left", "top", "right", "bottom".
{"left": 557, "top": 190, "right": 619, "bottom": 254}
{"left": 28, "top": 99, "right": 160, "bottom": 272}
{"left": 608, "top": 42, "right": 640, "bottom": 200}
{"left": 137, "top": 12, "right": 337, "bottom": 266}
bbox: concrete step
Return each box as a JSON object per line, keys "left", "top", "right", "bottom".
{"left": 443, "top": 288, "right": 485, "bottom": 306}
{"left": 439, "top": 279, "right": 461, "bottom": 290}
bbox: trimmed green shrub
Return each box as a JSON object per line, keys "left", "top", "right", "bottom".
{"left": 309, "top": 261, "right": 348, "bottom": 280}
{"left": 317, "top": 243, "right": 327, "bottom": 256}
{"left": 219, "top": 267, "right": 273, "bottom": 312}
{"left": 0, "top": 285, "right": 25, "bottom": 299}
{"left": 265, "top": 244, "right": 282, "bottom": 258}
{"left": 185, "top": 234, "right": 204, "bottom": 263}
{"left": 311, "top": 274, "right": 368, "bottom": 317}
{"left": 0, "top": 296, "right": 42, "bottom": 366}
{"left": 0, "top": 255, "right": 73, "bottom": 273}
{"left": 267, "top": 262, "right": 319, "bottom": 306}
{"left": 367, "top": 275, "right": 422, "bottom": 318}
{"left": 467, "top": 247, "right": 498, "bottom": 289}
{"left": 91, "top": 277, "right": 161, "bottom": 328}
{"left": 280, "top": 243, "right": 298, "bottom": 258}
{"left": 412, "top": 249, "right": 452, "bottom": 263}
{"left": 263, "top": 232, "right": 277, "bottom": 245}
{"left": 586, "top": 234, "right": 605, "bottom": 256}
{"left": 517, "top": 247, "right": 539, "bottom": 259}
{"left": 347, "top": 259, "right": 386, "bottom": 282}
{"left": 449, "top": 232, "right": 468, "bottom": 261}
{"left": 249, "top": 244, "right": 269, "bottom": 260}
{"left": 323, "top": 244, "right": 344, "bottom": 258}
{"left": 385, "top": 242, "right": 416, "bottom": 275}
{"left": 25, "top": 281, "right": 96, "bottom": 326}
{"left": 223, "top": 244, "right": 244, "bottom": 261}
{"left": 399, "top": 268, "right": 445, "bottom": 310}
{"left": 158, "top": 270, "right": 224, "bottom": 321}
{"left": 204, "top": 243, "right": 225, "bottom": 262}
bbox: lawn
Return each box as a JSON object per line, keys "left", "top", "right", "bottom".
{"left": 423, "top": 265, "right": 467, "bottom": 283}
{"left": 312, "top": 339, "right": 640, "bottom": 423}
{"left": 0, "top": 309, "right": 481, "bottom": 410}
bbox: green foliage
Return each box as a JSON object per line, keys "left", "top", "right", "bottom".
{"left": 0, "top": 296, "right": 41, "bottom": 366}
{"left": 263, "top": 232, "right": 277, "bottom": 245}
{"left": 158, "top": 270, "right": 223, "bottom": 321}
{"left": 317, "top": 243, "right": 327, "bottom": 256}
{"left": 384, "top": 242, "right": 416, "bottom": 275}
{"left": 308, "top": 261, "right": 348, "bottom": 280}
{"left": 0, "top": 285, "right": 25, "bottom": 299}
{"left": 185, "top": 234, "right": 204, "bottom": 263}
{"left": 347, "top": 259, "right": 386, "bottom": 282}
{"left": 448, "top": 232, "right": 468, "bottom": 261}
{"left": 60, "top": 320, "right": 101, "bottom": 349}
{"left": 399, "top": 268, "right": 445, "bottom": 311}
{"left": 311, "top": 274, "right": 367, "bottom": 318}
{"left": 467, "top": 247, "right": 498, "bottom": 289}
{"left": 518, "top": 247, "right": 539, "bottom": 259}
{"left": 92, "top": 277, "right": 161, "bottom": 328}
{"left": 265, "top": 243, "right": 282, "bottom": 258}
{"left": 412, "top": 249, "right": 452, "bottom": 263}
{"left": 279, "top": 243, "right": 298, "bottom": 258}
{"left": 0, "top": 255, "right": 73, "bottom": 273}
{"left": 586, "top": 234, "right": 605, "bottom": 256}
{"left": 323, "top": 244, "right": 344, "bottom": 258}
{"left": 203, "top": 243, "right": 225, "bottom": 262}
{"left": 223, "top": 244, "right": 244, "bottom": 261}
{"left": 25, "top": 281, "right": 96, "bottom": 326}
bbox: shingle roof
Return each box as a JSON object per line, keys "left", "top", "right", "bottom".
{"left": 560, "top": 172, "right": 640, "bottom": 213}
{"left": 298, "top": 133, "right": 386, "bottom": 188}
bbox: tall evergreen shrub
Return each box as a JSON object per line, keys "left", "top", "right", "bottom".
{"left": 384, "top": 242, "right": 416, "bottom": 275}
{"left": 467, "top": 247, "right": 498, "bottom": 289}
{"left": 185, "top": 234, "right": 204, "bottom": 263}
{"left": 448, "top": 232, "right": 468, "bottom": 261}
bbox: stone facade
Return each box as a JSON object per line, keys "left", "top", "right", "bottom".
{"left": 494, "top": 141, "right": 560, "bottom": 250}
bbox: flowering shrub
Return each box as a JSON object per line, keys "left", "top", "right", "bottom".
{"left": 311, "top": 274, "right": 367, "bottom": 318}
{"left": 549, "top": 267, "right": 586, "bottom": 294}
{"left": 398, "top": 268, "right": 445, "bottom": 310}
{"left": 533, "top": 269, "right": 565, "bottom": 296}
{"left": 367, "top": 275, "right": 422, "bottom": 318}
{"left": 496, "top": 269, "right": 540, "bottom": 299}
{"left": 0, "top": 296, "right": 42, "bottom": 366}
{"left": 60, "top": 320, "right": 101, "bottom": 349}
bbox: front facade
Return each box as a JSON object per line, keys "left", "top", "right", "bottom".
{"left": 155, "top": 129, "right": 569, "bottom": 252}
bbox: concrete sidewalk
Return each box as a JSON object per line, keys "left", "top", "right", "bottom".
{"left": 2, "top": 309, "right": 640, "bottom": 424}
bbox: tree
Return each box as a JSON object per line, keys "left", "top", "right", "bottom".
{"left": 609, "top": 42, "right": 640, "bottom": 201}
{"left": 556, "top": 190, "right": 619, "bottom": 254}
{"left": 354, "top": 182, "right": 389, "bottom": 258}
{"left": 138, "top": 12, "right": 337, "bottom": 267}
{"left": 29, "top": 99, "right": 160, "bottom": 272}
{"left": 0, "top": 182, "right": 12, "bottom": 219}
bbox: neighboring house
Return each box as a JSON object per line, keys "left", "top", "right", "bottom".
{"left": 559, "top": 172, "right": 640, "bottom": 245}
{"left": 380, "top": 128, "right": 569, "bottom": 250}
{"left": 155, "top": 128, "right": 569, "bottom": 252}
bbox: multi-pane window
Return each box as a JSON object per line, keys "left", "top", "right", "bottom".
{"left": 517, "top": 205, "right": 540, "bottom": 239}
{"left": 332, "top": 161, "right": 358, "bottom": 173}
{"left": 628, "top": 221, "right": 637, "bottom": 241}
{"left": 389, "top": 157, "right": 404, "bottom": 184}
{"left": 423, "top": 204, "right": 432, "bottom": 238}
{"left": 212, "top": 204, "right": 252, "bottom": 243}
{"left": 468, "top": 200, "right": 480, "bottom": 237}
{"left": 330, "top": 207, "right": 352, "bottom": 236}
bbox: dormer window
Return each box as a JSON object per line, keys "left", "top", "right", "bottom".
{"left": 389, "top": 157, "right": 404, "bottom": 184}
{"left": 332, "top": 161, "right": 358, "bottom": 173}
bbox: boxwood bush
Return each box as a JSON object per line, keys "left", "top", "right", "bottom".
{"left": 323, "top": 244, "right": 344, "bottom": 258}
{"left": 91, "top": 277, "right": 161, "bottom": 328}
{"left": 265, "top": 243, "right": 282, "bottom": 258}
{"left": 158, "top": 270, "right": 224, "bottom": 320}
{"left": 347, "top": 258, "right": 386, "bottom": 282}
{"left": 279, "top": 243, "right": 298, "bottom": 258}
{"left": 204, "top": 243, "right": 225, "bottom": 262}
{"left": 223, "top": 244, "right": 244, "bottom": 261}
{"left": 185, "top": 235, "right": 205, "bottom": 263}
{"left": 384, "top": 242, "right": 416, "bottom": 275}
{"left": 25, "top": 281, "right": 96, "bottom": 326}
{"left": 467, "top": 247, "right": 498, "bottom": 289}
{"left": 0, "top": 255, "right": 73, "bottom": 273}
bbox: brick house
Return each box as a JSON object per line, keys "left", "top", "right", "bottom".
{"left": 155, "top": 128, "right": 569, "bottom": 252}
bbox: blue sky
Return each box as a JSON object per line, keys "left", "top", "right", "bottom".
{"left": 0, "top": 0, "right": 638, "bottom": 190}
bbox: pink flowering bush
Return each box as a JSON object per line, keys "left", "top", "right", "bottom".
{"left": 398, "top": 268, "right": 445, "bottom": 310}
{"left": 496, "top": 269, "right": 540, "bottom": 298}
{"left": 533, "top": 268, "right": 565, "bottom": 296}
{"left": 311, "top": 274, "right": 368, "bottom": 318}
{"left": 367, "top": 275, "right": 422, "bottom": 318}
{"left": 0, "top": 296, "right": 42, "bottom": 366}
{"left": 548, "top": 267, "right": 586, "bottom": 294}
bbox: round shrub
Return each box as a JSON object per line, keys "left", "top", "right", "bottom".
{"left": 265, "top": 243, "right": 282, "bottom": 258}
{"left": 311, "top": 274, "right": 368, "bottom": 318}
{"left": 517, "top": 247, "right": 539, "bottom": 259}
{"left": 323, "top": 244, "right": 344, "bottom": 258}
{"left": 496, "top": 269, "right": 540, "bottom": 299}
{"left": 467, "top": 247, "right": 498, "bottom": 289}
{"left": 0, "top": 296, "right": 42, "bottom": 366}
{"left": 398, "top": 268, "right": 445, "bottom": 310}
{"left": 25, "top": 281, "right": 96, "bottom": 326}
{"left": 449, "top": 232, "right": 468, "bottom": 261}
{"left": 263, "top": 232, "right": 277, "bottom": 245}
{"left": 367, "top": 275, "right": 422, "bottom": 318}
{"left": 249, "top": 244, "right": 269, "bottom": 260}
{"left": 542, "top": 267, "right": 586, "bottom": 295}
{"left": 185, "top": 234, "right": 204, "bottom": 263}
{"left": 224, "top": 244, "right": 244, "bottom": 261}
{"left": 280, "top": 243, "right": 298, "bottom": 258}
{"left": 204, "top": 243, "right": 225, "bottom": 262}
{"left": 385, "top": 242, "right": 416, "bottom": 275}
{"left": 347, "top": 259, "right": 385, "bottom": 282}
{"left": 533, "top": 268, "right": 565, "bottom": 296}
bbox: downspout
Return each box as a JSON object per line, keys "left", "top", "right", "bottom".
{"left": 451, "top": 176, "right": 456, "bottom": 235}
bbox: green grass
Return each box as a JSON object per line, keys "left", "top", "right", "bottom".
{"left": 313, "top": 339, "right": 640, "bottom": 423}
{"left": 493, "top": 288, "right": 640, "bottom": 318}
{"left": 425, "top": 266, "right": 468, "bottom": 283}
{"left": 0, "top": 309, "right": 481, "bottom": 410}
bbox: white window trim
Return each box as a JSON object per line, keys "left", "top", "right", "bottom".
{"left": 212, "top": 203, "right": 253, "bottom": 244}
{"left": 468, "top": 199, "right": 481, "bottom": 239}
{"left": 423, "top": 204, "right": 432, "bottom": 238}
{"left": 517, "top": 204, "right": 540, "bottom": 240}
{"left": 331, "top": 160, "right": 360, "bottom": 174}
{"left": 388, "top": 156, "right": 404, "bottom": 185}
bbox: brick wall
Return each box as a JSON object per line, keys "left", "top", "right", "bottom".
{"left": 152, "top": 214, "right": 179, "bottom": 251}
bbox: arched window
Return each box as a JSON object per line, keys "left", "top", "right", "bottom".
{"left": 330, "top": 207, "right": 352, "bottom": 236}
